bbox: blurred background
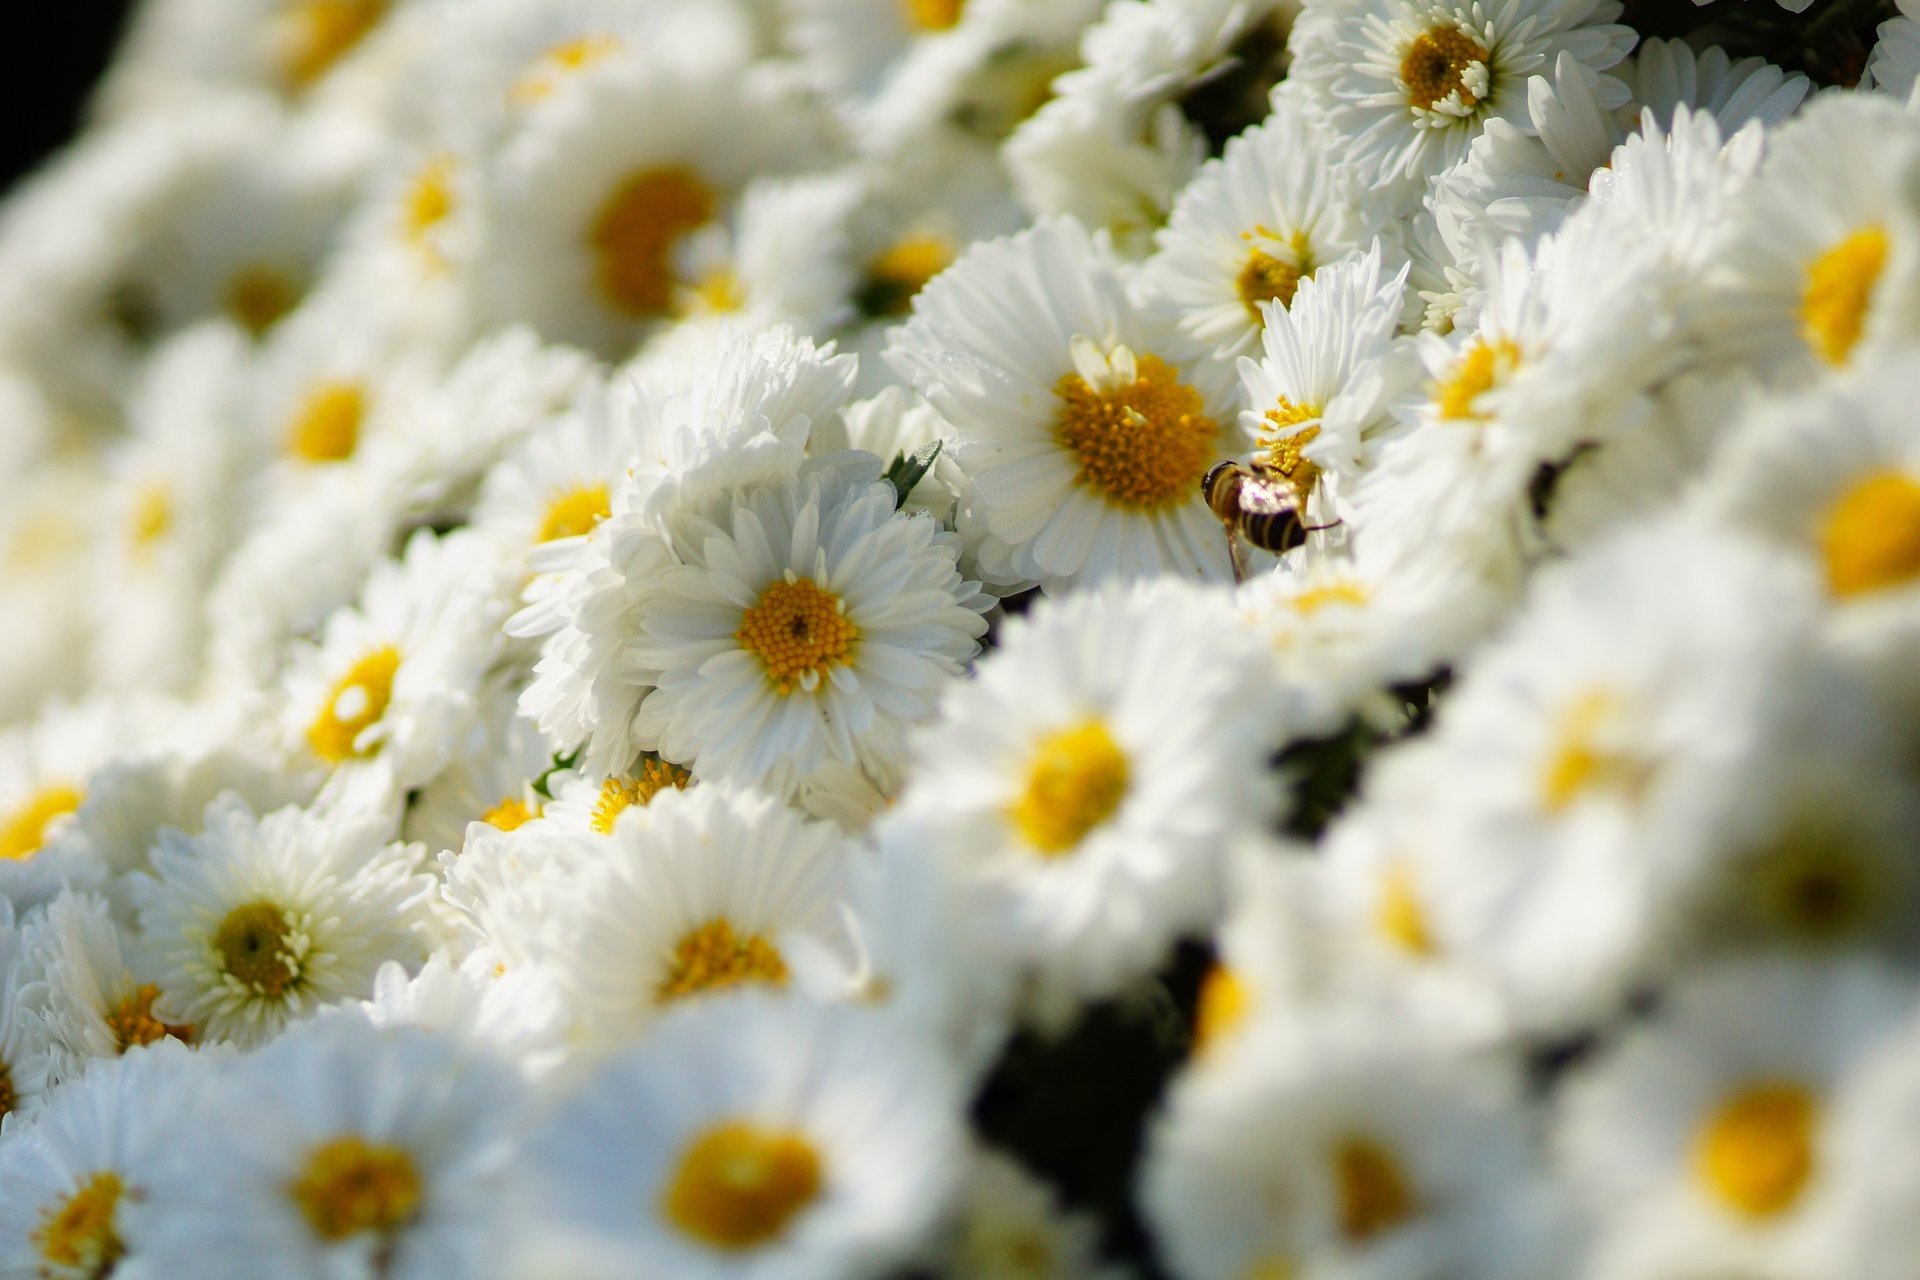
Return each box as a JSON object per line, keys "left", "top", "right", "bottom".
{"left": 6, "top": 4, "right": 136, "bottom": 194}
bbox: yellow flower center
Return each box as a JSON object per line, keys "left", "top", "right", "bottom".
{"left": 1540, "top": 690, "right": 1651, "bottom": 813}
{"left": 1332, "top": 1138, "right": 1416, "bottom": 1243}
{"left": 1800, "top": 225, "right": 1887, "bottom": 367}
{"left": 403, "top": 155, "right": 455, "bottom": 267}
{"left": 1434, "top": 336, "right": 1522, "bottom": 422}
{"left": 1820, "top": 470, "right": 1920, "bottom": 599}
{"left": 1054, "top": 351, "right": 1218, "bottom": 510}
{"left": 290, "top": 1136, "right": 423, "bottom": 1241}
{"left": 664, "top": 1121, "right": 824, "bottom": 1250}
{"left": 657, "top": 918, "right": 790, "bottom": 1004}
{"left": 1400, "top": 25, "right": 1491, "bottom": 112}
{"left": 1011, "top": 720, "right": 1130, "bottom": 856}
{"left": 275, "top": 0, "right": 388, "bottom": 90}
{"left": 860, "top": 233, "right": 954, "bottom": 317}
{"left": 286, "top": 379, "right": 366, "bottom": 464}
{"left": 34, "top": 1171, "right": 124, "bottom": 1273}
{"left": 0, "top": 1059, "right": 15, "bottom": 1120}
{"left": 510, "top": 33, "right": 622, "bottom": 104}
{"left": 1192, "top": 962, "right": 1251, "bottom": 1055}
{"left": 1289, "top": 580, "right": 1370, "bottom": 616}
{"left": 223, "top": 264, "right": 301, "bottom": 338}
{"left": 589, "top": 165, "right": 717, "bottom": 320}
{"left": 0, "top": 784, "right": 84, "bottom": 861}
{"left": 1237, "top": 230, "right": 1313, "bottom": 320}
{"left": 106, "top": 983, "right": 191, "bottom": 1051}
{"left": 1374, "top": 863, "right": 1435, "bottom": 957}
{"left": 902, "top": 0, "right": 965, "bottom": 30}
{"left": 1745, "top": 830, "right": 1879, "bottom": 943}
{"left": 589, "top": 761, "right": 694, "bottom": 834}
{"left": 307, "top": 645, "right": 401, "bottom": 763}
{"left": 213, "top": 901, "right": 300, "bottom": 997}
{"left": 736, "top": 577, "right": 860, "bottom": 697}
{"left": 685, "top": 268, "right": 744, "bottom": 316}
{"left": 1258, "top": 405, "right": 1321, "bottom": 499}
{"left": 1695, "top": 1082, "right": 1817, "bottom": 1220}
{"left": 480, "top": 796, "right": 538, "bottom": 833}
{"left": 536, "top": 484, "right": 611, "bottom": 543}
{"left": 128, "top": 483, "right": 173, "bottom": 555}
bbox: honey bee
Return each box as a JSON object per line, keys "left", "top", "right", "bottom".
{"left": 1201, "top": 459, "right": 1335, "bottom": 582}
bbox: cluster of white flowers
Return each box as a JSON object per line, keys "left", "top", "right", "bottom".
{"left": 3, "top": 0, "right": 1920, "bottom": 1276}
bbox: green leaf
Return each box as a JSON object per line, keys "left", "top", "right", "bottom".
{"left": 882, "top": 439, "right": 944, "bottom": 509}
{"left": 531, "top": 748, "right": 582, "bottom": 800}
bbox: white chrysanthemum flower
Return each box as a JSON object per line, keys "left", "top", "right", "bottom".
{"left": 1557, "top": 958, "right": 1915, "bottom": 1280}
{"left": 1867, "top": 0, "right": 1920, "bottom": 100}
{"left": 283, "top": 529, "right": 508, "bottom": 799}
{"left": 1828, "top": 992, "right": 1920, "bottom": 1279}
{"left": 363, "top": 953, "right": 571, "bottom": 1084}
{"left": 513, "top": 995, "right": 963, "bottom": 1280}
{"left": 0, "top": 700, "right": 134, "bottom": 912}
{"left": 889, "top": 218, "right": 1244, "bottom": 593}
{"left": 0, "top": 1041, "right": 211, "bottom": 1280}
{"left": 1141, "top": 1006, "right": 1558, "bottom": 1280}
{"left": 1695, "top": 92, "right": 1920, "bottom": 382}
{"left": 882, "top": 580, "right": 1286, "bottom": 1023}
{"left": 1412, "top": 519, "right": 1826, "bottom": 1031}
{"left": 0, "top": 902, "right": 55, "bottom": 1123}
{"left": 1287, "top": 0, "right": 1634, "bottom": 191}
{"left": 1622, "top": 36, "right": 1810, "bottom": 132}
{"left": 614, "top": 452, "right": 989, "bottom": 796}
{"left": 945, "top": 1149, "right": 1126, "bottom": 1280}
{"left": 129, "top": 796, "right": 432, "bottom": 1048}
{"left": 403, "top": 673, "right": 559, "bottom": 861}
{"left": 1135, "top": 97, "right": 1402, "bottom": 361}
{"left": 0, "top": 447, "right": 96, "bottom": 724}
{"left": 471, "top": 378, "right": 633, "bottom": 578}
{"left": 132, "top": 1012, "right": 527, "bottom": 1280}
{"left": 30, "top": 893, "right": 190, "bottom": 1087}
{"left": 536, "top": 786, "right": 856, "bottom": 1044}
{"left": 811, "top": 387, "right": 967, "bottom": 523}
{"left": 477, "top": 46, "right": 830, "bottom": 356}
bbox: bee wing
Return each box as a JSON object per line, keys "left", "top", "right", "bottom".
{"left": 1235, "top": 476, "right": 1297, "bottom": 516}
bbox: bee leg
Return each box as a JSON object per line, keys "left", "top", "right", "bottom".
{"left": 1303, "top": 519, "right": 1344, "bottom": 534}
{"left": 1226, "top": 530, "right": 1250, "bottom": 585}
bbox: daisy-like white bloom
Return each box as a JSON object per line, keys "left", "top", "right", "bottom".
{"left": 1556, "top": 958, "right": 1915, "bottom": 1280}
{"left": 881, "top": 580, "right": 1285, "bottom": 1024}
{"left": 29, "top": 893, "right": 191, "bottom": 1087}
{"left": 0, "top": 901, "right": 55, "bottom": 1124}
{"left": 128, "top": 795, "right": 433, "bottom": 1048}
{"left": 477, "top": 43, "right": 831, "bottom": 357}
{"left": 363, "top": 954, "right": 572, "bottom": 1085}
{"left": 1827, "top": 994, "right": 1920, "bottom": 1279}
{"left": 1411, "top": 518, "right": 1825, "bottom": 1032}
{"left": 1622, "top": 37, "right": 1809, "bottom": 132}
{"left": 0, "top": 1040, "right": 211, "bottom": 1280}
{"left": 512, "top": 994, "right": 963, "bottom": 1280}
{"left": 536, "top": 786, "right": 857, "bottom": 1044}
{"left": 470, "top": 377, "right": 634, "bottom": 579}
{"left": 1704, "top": 352, "right": 1920, "bottom": 694}
{"left": 1867, "top": 0, "right": 1920, "bottom": 100}
{"left": 0, "top": 444, "right": 96, "bottom": 725}
{"left": 132, "top": 1011, "right": 527, "bottom": 1280}
{"left": 1286, "top": 0, "right": 1635, "bottom": 192}
{"left": 1141, "top": 1005, "right": 1558, "bottom": 1280}
{"left": 402, "top": 673, "right": 559, "bottom": 861}
{"left": 811, "top": 387, "right": 968, "bottom": 523}
{"left": 943, "top": 1148, "right": 1128, "bottom": 1280}
{"left": 888, "top": 217, "right": 1243, "bottom": 593}
{"left": 661, "top": 171, "right": 863, "bottom": 338}
{"left": 1695, "top": 92, "right": 1920, "bottom": 382}
{"left": 0, "top": 700, "right": 134, "bottom": 913}
{"left": 1135, "top": 98, "right": 1401, "bottom": 361}
{"left": 283, "top": 529, "right": 509, "bottom": 800}
{"left": 615, "top": 451, "right": 989, "bottom": 797}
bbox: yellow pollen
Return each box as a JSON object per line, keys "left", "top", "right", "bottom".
{"left": 1258, "top": 405, "right": 1321, "bottom": 500}
{"left": 1400, "top": 25, "right": 1491, "bottom": 112}
{"left": 480, "top": 795, "right": 538, "bottom": 833}
{"left": 510, "top": 33, "right": 622, "bottom": 104}
{"left": 1800, "top": 225, "right": 1887, "bottom": 367}
{"left": 1696, "top": 1083, "right": 1817, "bottom": 1220}
{"left": 287, "top": 380, "right": 366, "bottom": 464}
{"left": 1332, "top": 1138, "right": 1416, "bottom": 1243}
{"left": 1237, "top": 230, "right": 1313, "bottom": 320}
{"left": 537, "top": 484, "right": 611, "bottom": 543}
{"left": 1541, "top": 690, "right": 1650, "bottom": 813}
{"left": 1011, "top": 720, "right": 1130, "bottom": 856}
{"left": 903, "top": 0, "right": 965, "bottom": 30}
{"left": 0, "top": 784, "right": 84, "bottom": 862}
{"left": 106, "top": 984, "right": 191, "bottom": 1051}
{"left": 863, "top": 234, "right": 953, "bottom": 316}
{"left": 403, "top": 156, "right": 455, "bottom": 265}
{"left": 34, "top": 1171, "right": 124, "bottom": 1272}
{"left": 1434, "top": 336, "right": 1522, "bottom": 422}
{"left": 213, "top": 901, "right": 300, "bottom": 997}
{"left": 589, "top": 165, "right": 717, "bottom": 320}
{"left": 687, "top": 268, "right": 744, "bottom": 315}
{"left": 1290, "top": 580, "right": 1370, "bottom": 616}
{"left": 589, "top": 761, "right": 693, "bottom": 834}
{"left": 1820, "top": 470, "right": 1920, "bottom": 599}
{"left": 223, "top": 264, "right": 301, "bottom": 338}
{"left": 1054, "top": 352, "right": 1218, "bottom": 510}
{"left": 736, "top": 577, "right": 860, "bottom": 696}
{"left": 1374, "top": 863, "right": 1435, "bottom": 956}
{"left": 1192, "top": 963, "right": 1251, "bottom": 1055}
{"left": 657, "top": 918, "right": 790, "bottom": 1004}
{"left": 307, "top": 645, "right": 401, "bottom": 764}
{"left": 664, "top": 1121, "right": 823, "bottom": 1250}
{"left": 276, "top": 0, "right": 388, "bottom": 90}
{"left": 290, "top": 1136, "right": 423, "bottom": 1241}
{"left": 128, "top": 483, "right": 173, "bottom": 554}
